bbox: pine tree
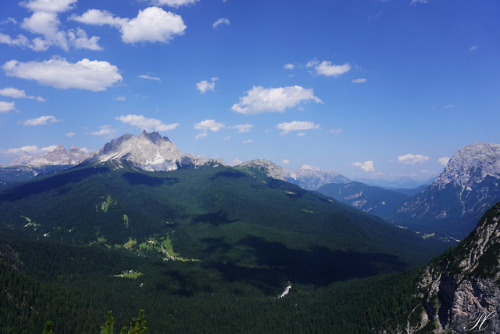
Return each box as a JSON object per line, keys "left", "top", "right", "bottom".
{"left": 101, "top": 311, "right": 114, "bottom": 334}
{"left": 42, "top": 321, "right": 53, "bottom": 334}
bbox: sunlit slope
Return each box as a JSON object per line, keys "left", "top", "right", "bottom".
{"left": 0, "top": 163, "right": 447, "bottom": 279}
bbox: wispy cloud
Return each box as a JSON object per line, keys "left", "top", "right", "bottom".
{"left": 2, "top": 57, "right": 122, "bottom": 91}
{"left": 284, "top": 63, "right": 295, "bottom": 70}
{"left": 307, "top": 60, "right": 351, "bottom": 77}
{"left": 91, "top": 125, "right": 116, "bottom": 137}
{"left": 410, "top": 0, "right": 428, "bottom": 5}
{"left": 398, "top": 153, "right": 429, "bottom": 164}
{"left": 23, "top": 115, "right": 61, "bottom": 126}
{"left": 213, "top": 18, "right": 230, "bottom": 29}
{"left": 139, "top": 74, "right": 161, "bottom": 82}
{"left": 0, "top": 87, "right": 45, "bottom": 102}
{"left": 152, "top": 0, "right": 199, "bottom": 8}
{"left": 276, "top": 121, "right": 320, "bottom": 135}
{"left": 469, "top": 45, "right": 479, "bottom": 52}
{"left": 351, "top": 78, "right": 367, "bottom": 84}
{"left": 231, "top": 124, "right": 253, "bottom": 133}
{"left": 116, "top": 114, "right": 179, "bottom": 132}
{"left": 232, "top": 85, "right": 322, "bottom": 115}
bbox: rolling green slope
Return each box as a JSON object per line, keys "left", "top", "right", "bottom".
{"left": 0, "top": 163, "right": 447, "bottom": 284}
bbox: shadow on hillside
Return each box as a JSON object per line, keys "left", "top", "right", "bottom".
{"left": 211, "top": 170, "right": 247, "bottom": 180}
{"left": 122, "top": 172, "right": 178, "bottom": 187}
{"left": 191, "top": 211, "right": 238, "bottom": 226}
{"left": 0, "top": 167, "right": 109, "bottom": 202}
{"left": 202, "top": 236, "right": 407, "bottom": 288}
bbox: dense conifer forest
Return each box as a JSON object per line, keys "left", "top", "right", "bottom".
{"left": 1, "top": 235, "right": 427, "bottom": 333}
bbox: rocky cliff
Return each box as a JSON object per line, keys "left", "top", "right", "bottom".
{"left": 409, "top": 202, "right": 500, "bottom": 333}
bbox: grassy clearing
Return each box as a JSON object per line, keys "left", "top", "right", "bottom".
{"left": 138, "top": 235, "right": 200, "bottom": 262}
{"left": 101, "top": 195, "right": 117, "bottom": 213}
{"left": 123, "top": 238, "right": 137, "bottom": 250}
{"left": 113, "top": 270, "right": 143, "bottom": 279}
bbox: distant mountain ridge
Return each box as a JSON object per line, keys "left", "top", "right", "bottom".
{"left": 12, "top": 145, "right": 92, "bottom": 167}
{"left": 0, "top": 145, "right": 93, "bottom": 188}
{"left": 316, "top": 182, "right": 410, "bottom": 218}
{"left": 285, "top": 165, "right": 350, "bottom": 190}
{"left": 394, "top": 142, "right": 500, "bottom": 238}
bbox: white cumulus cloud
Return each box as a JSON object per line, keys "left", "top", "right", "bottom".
{"left": 276, "top": 121, "right": 319, "bottom": 135}
{"left": 351, "top": 161, "right": 374, "bottom": 172}
{"left": 2, "top": 57, "right": 122, "bottom": 91}
{"left": 7, "top": 0, "right": 102, "bottom": 52}
{"left": 194, "top": 119, "right": 225, "bottom": 139}
{"left": 213, "top": 18, "right": 230, "bottom": 29}
{"left": 71, "top": 7, "right": 186, "bottom": 44}
{"left": 23, "top": 115, "right": 61, "bottom": 126}
{"left": 438, "top": 156, "right": 450, "bottom": 166}
{"left": 398, "top": 153, "right": 430, "bottom": 165}
{"left": 116, "top": 114, "right": 179, "bottom": 132}
{"left": 307, "top": 60, "right": 351, "bottom": 77}
{"left": 20, "top": 0, "right": 77, "bottom": 13}
{"left": 232, "top": 85, "right": 322, "bottom": 115}
{"left": 0, "top": 101, "right": 16, "bottom": 113}
{"left": 284, "top": 63, "right": 295, "bottom": 70}
{"left": 196, "top": 77, "right": 218, "bottom": 94}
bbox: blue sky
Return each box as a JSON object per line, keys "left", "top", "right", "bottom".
{"left": 0, "top": 0, "right": 499, "bottom": 181}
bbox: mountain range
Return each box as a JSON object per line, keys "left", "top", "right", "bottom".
{"left": 0, "top": 132, "right": 448, "bottom": 278}
{"left": 2, "top": 133, "right": 499, "bottom": 240}
{"left": 0, "top": 131, "right": 499, "bottom": 333}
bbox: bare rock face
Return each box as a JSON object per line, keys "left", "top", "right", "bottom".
{"left": 395, "top": 142, "right": 500, "bottom": 238}
{"left": 411, "top": 202, "right": 500, "bottom": 333}
{"left": 237, "top": 159, "right": 286, "bottom": 181}
{"left": 95, "top": 131, "right": 224, "bottom": 171}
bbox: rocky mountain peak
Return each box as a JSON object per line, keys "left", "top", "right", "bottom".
{"left": 95, "top": 131, "right": 186, "bottom": 171}
{"left": 237, "top": 159, "right": 286, "bottom": 180}
{"left": 433, "top": 142, "right": 500, "bottom": 189}
{"left": 139, "top": 130, "right": 171, "bottom": 145}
